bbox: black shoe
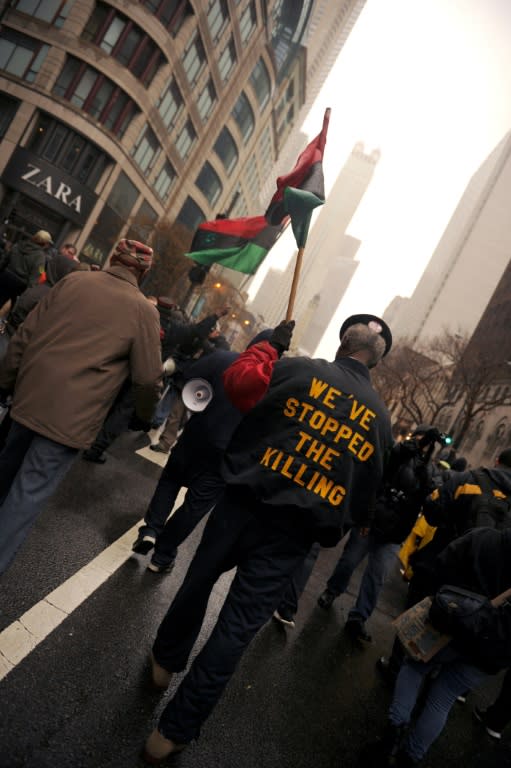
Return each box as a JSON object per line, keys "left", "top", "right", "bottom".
{"left": 149, "top": 443, "right": 169, "bottom": 454}
{"left": 147, "top": 559, "right": 175, "bottom": 574}
{"left": 317, "top": 589, "right": 336, "bottom": 609}
{"left": 82, "top": 449, "right": 106, "bottom": 464}
{"left": 345, "top": 618, "right": 372, "bottom": 643}
{"left": 132, "top": 534, "right": 156, "bottom": 555}
{"left": 473, "top": 706, "right": 502, "bottom": 740}
{"left": 273, "top": 609, "right": 296, "bottom": 628}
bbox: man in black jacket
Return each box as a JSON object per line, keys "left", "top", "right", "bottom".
{"left": 140, "top": 314, "right": 394, "bottom": 763}
{"left": 131, "top": 329, "right": 273, "bottom": 569}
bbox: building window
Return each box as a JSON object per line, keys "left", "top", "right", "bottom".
{"left": 153, "top": 160, "right": 176, "bottom": 201}
{"left": 207, "top": 0, "right": 228, "bottom": 42}
{"left": 0, "top": 92, "right": 20, "bottom": 139}
{"left": 239, "top": 1, "right": 257, "bottom": 44}
{"left": 132, "top": 125, "right": 161, "bottom": 173}
{"left": 108, "top": 171, "right": 139, "bottom": 216}
{"left": 217, "top": 37, "right": 236, "bottom": 83}
{"left": 195, "top": 161, "right": 222, "bottom": 206}
{"left": 141, "top": 0, "right": 191, "bottom": 35}
{"left": 0, "top": 29, "right": 49, "bottom": 82}
{"left": 213, "top": 126, "right": 238, "bottom": 174}
{"left": 175, "top": 119, "right": 197, "bottom": 159}
{"left": 83, "top": 2, "right": 165, "bottom": 87}
{"left": 158, "top": 78, "right": 184, "bottom": 129}
{"left": 231, "top": 91, "right": 254, "bottom": 143}
{"left": 182, "top": 33, "right": 206, "bottom": 86}
{"left": 13, "top": 0, "right": 72, "bottom": 27}
{"left": 27, "top": 113, "right": 110, "bottom": 188}
{"left": 53, "top": 56, "right": 139, "bottom": 138}
{"left": 249, "top": 58, "right": 271, "bottom": 109}
{"left": 196, "top": 79, "right": 216, "bottom": 122}
{"left": 177, "top": 196, "right": 205, "bottom": 232}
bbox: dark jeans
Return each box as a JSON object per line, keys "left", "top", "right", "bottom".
{"left": 152, "top": 488, "right": 311, "bottom": 743}
{"left": 0, "top": 421, "right": 78, "bottom": 575}
{"left": 326, "top": 527, "right": 398, "bottom": 622}
{"left": 140, "top": 434, "right": 223, "bottom": 546}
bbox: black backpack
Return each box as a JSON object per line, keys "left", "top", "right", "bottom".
{"left": 469, "top": 469, "right": 511, "bottom": 530}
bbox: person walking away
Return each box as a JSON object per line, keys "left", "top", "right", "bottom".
{"left": 316, "top": 425, "right": 441, "bottom": 643}
{"left": 0, "top": 230, "right": 53, "bottom": 311}
{"left": 131, "top": 330, "right": 273, "bottom": 570}
{"left": 141, "top": 313, "right": 394, "bottom": 763}
{"left": 0, "top": 239, "right": 162, "bottom": 575}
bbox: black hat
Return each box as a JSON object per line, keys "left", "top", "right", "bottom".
{"left": 339, "top": 314, "right": 392, "bottom": 356}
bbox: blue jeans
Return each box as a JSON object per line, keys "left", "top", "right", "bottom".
{"left": 326, "top": 527, "right": 398, "bottom": 622}
{"left": 389, "top": 645, "right": 489, "bottom": 762}
{"left": 0, "top": 421, "right": 78, "bottom": 575}
{"left": 151, "top": 384, "right": 176, "bottom": 428}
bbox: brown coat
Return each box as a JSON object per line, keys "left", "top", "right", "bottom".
{"left": 0, "top": 266, "right": 163, "bottom": 449}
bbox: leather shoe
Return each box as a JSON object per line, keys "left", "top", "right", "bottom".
{"left": 82, "top": 449, "right": 106, "bottom": 464}
{"left": 142, "top": 729, "right": 186, "bottom": 764}
{"left": 151, "top": 652, "right": 173, "bottom": 689}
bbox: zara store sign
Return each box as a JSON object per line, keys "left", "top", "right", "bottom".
{"left": 2, "top": 147, "right": 98, "bottom": 226}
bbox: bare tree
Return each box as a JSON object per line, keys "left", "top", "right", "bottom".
{"left": 429, "top": 332, "right": 511, "bottom": 447}
{"left": 373, "top": 331, "right": 511, "bottom": 447}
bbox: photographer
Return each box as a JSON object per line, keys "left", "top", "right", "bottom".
{"left": 317, "top": 425, "right": 442, "bottom": 643}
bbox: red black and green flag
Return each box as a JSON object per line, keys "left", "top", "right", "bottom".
{"left": 265, "top": 108, "right": 330, "bottom": 248}
{"left": 185, "top": 215, "right": 284, "bottom": 275}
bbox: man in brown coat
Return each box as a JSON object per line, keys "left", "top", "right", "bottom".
{"left": 0, "top": 239, "right": 163, "bottom": 576}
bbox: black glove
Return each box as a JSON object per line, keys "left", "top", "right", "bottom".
{"left": 270, "top": 320, "right": 295, "bottom": 356}
{"left": 128, "top": 414, "right": 151, "bottom": 432}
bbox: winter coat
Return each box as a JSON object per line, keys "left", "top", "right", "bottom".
{"left": 6, "top": 239, "right": 47, "bottom": 287}
{"left": 0, "top": 265, "right": 163, "bottom": 449}
{"left": 431, "top": 527, "right": 511, "bottom": 673}
{"left": 222, "top": 344, "right": 393, "bottom": 546}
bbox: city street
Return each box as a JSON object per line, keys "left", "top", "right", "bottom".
{"left": 0, "top": 432, "right": 509, "bottom": 768}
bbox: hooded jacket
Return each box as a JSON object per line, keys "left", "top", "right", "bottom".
{"left": 7, "top": 239, "right": 47, "bottom": 287}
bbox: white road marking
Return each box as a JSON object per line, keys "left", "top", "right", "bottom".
{"left": 0, "top": 483, "right": 186, "bottom": 682}
{"left": 135, "top": 444, "right": 168, "bottom": 467}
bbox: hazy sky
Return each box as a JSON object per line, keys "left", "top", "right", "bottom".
{"left": 252, "top": 0, "right": 511, "bottom": 358}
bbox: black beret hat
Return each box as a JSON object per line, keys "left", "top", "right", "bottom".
{"left": 339, "top": 314, "right": 392, "bottom": 356}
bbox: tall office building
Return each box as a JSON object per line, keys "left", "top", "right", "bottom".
{"left": 0, "top": 0, "right": 317, "bottom": 266}
{"left": 259, "top": 0, "right": 367, "bottom": 206}
{"left": 385, "top": 131, "right": 511, "bottom": 343}
{"left": 249, "top": 141, "right": 379, "bottom": 346}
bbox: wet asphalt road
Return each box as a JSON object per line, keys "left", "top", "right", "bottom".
{"left": 0, "top": 432, "right": 510, "bottom": 768}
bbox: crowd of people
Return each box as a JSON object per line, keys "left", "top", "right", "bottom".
{"left": 0, "top": 232, "right": 510, "bottom": 766}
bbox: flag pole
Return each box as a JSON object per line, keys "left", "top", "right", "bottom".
{"left": 285, "top": 246, "right": 304, "bottom": 321}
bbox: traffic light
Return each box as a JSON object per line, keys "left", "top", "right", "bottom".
{"left": 440, "top": 433, "right": 453, "bottom": 445}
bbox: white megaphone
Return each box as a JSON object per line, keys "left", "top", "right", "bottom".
{"left": 182, "top": 378, "right": 214, "bottom": 412}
